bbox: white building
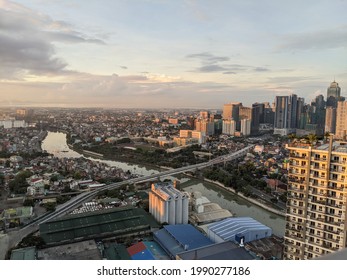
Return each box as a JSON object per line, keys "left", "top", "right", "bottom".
{"left": 222, "top": 120, "right": 236, "bottom": 135}
{"left": 149, "top": 182, "right": 189, "bottom": 225}
{"left": 241, "top": 119, "right": 251, "bottom": 136}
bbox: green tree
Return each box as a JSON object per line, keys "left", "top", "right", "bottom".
{"left": 307, "top": 133, "right": 317, "bottom": 146}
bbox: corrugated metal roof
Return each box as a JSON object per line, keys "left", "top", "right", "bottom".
{"left": 177, "top": 241, "right": 255, "bottom": 260}
{"left": 208, "top": 217, "right": 271, "bottom": 241}
{"left": 153, "top": 224, "right": 213, "bottom": 258}
{"left": 164, "top": 224, "right": 213, "bottom": 249}
{"left": 127, "top": 242, "right": 146, "bottom": 256}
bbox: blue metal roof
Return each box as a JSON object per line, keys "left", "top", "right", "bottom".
{"left": 153, "top": 224, "right": 213, "bottom": 258}
{"left": 131, "top": 249, "right": 156, "bottom": 260}
{"left": 164, "top": 224, "right": 213, "bottom": 249}
{"left": 208, "top": 217, "right": 271, "bottom": 241}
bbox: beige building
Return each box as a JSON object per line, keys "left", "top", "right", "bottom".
{"left": 336, "top": 101, "right": 347, "bottom": 140}
{"left": 284, "top": 138, "right": 347, "bottom": 260}
{"left": 223, "top": 102, "right": 241, "bottom": 120}
{"left": 325, "top": 106, "right": 337, "bottom": 134}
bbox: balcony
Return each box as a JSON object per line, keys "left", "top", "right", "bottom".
{"left": 323, "top": 235, "right": 340, "bottom": 244}
{"left": 286, "top": 210, "right": 305, "bottom": 218}
{"left": 288, "top": 195, "right": 305, "bottom": 201}
{"left": 290, "top": 154, "right": 309, "bottom": 159}
{"left": 284, "top": 241, "right": 303, "bottom": 250}
{"left": 324, "top": 227, "right": 340, "bottom": 235}
{"left": 309, "top": 199, "right": 326, "bottom": 206}
{"left": 288, "top": 177, "right": 306, "bottom": 184}
{"left": 329, "top": 177, "right": 346, "bottom": 183}
{"left": 325, "top": 201, "right": 346, "bottom": 209}
{"left": 324, "top": 211, "right": 342, "bottom": 219}
{"left": 327, "top": 185, "right": 344, "bottom": 191}
{"left": 309, "top": 191, "right": 327, "bottom": 197}
{"left": 286, "top": 225, "right": 304, "bottom": 233}
{"left": 311, "top": 157, "right": 327, "bottom": 162}
{"left": 306, "top": 231, "right": 323, "bottom": 239}
{"left": 285, "top": 231, "right": 305, "bottom": 241}
{"left": 310, "top": 165, "right": 327, "bottom": 171}
{"left": 306, "top": 223, "right": 322, "bottom": 231}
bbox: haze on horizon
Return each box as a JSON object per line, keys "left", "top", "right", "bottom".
{"left": 0, "top": 0, "right": 346, "bottom": 109}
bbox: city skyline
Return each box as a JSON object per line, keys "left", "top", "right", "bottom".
{"left": 1, "top": 0, "right": 346, "bottom": 108}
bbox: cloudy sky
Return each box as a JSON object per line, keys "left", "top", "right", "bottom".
{"left": 0, "top": 0, "right": 346, "bottom": 109}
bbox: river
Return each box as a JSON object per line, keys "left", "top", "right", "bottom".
{"left": 41, "top": 131, "right": 285, "bottom": 236}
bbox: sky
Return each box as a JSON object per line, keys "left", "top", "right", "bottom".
{"left": 0, "top": 0, "right": 346, "bottom": 109}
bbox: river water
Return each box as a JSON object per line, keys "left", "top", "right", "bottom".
{"left": 41, "top": 131, "right": 285, "bottom": 236}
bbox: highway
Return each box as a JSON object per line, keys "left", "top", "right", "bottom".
{"left": 0, "top": 145, "right": 253, "bottom": 259}
{"left": 27, "top": 144, "right": 254, "bottom": 226}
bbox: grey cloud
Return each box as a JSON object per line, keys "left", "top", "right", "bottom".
{"left": 223, "top": 71, "right": 236, "bottom": 75}
{"left": 44, "top": 31, "right": 105, "bottom": 44}
{"left": 186, "top": 52, "right": 229, "bottom": 63}
{"left": 254, "top": 67, "right": 269, "bottom": 72}
{"left": 276, "top": 25, "right": 347, "bottom": 51}
{"left": 0, "top": 2, "right": 105, "bottom": 79}
{"left": 0, "top": 33, "right": 67, "bottom": 79}
{"left": 120, "top": 66, "right": 128, "bottom": 70}
{"left": 196, "top": 65, "right": 229, "bottom": 72}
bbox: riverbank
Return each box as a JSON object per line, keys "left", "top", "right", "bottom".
{"left": 71, "top": 140, "right": 286, "bottom": 217}
{"left": 43, "top": 131, "right": 286, "bottom": 219}
{"left": 202, "top": 178, "right": 286, "bottom": 217}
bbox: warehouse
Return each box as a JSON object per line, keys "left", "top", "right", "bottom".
{"left": 207, "top": 217, "right": 272, "bottom": 244}
{"left": 153, "top": 224, "right": 213, "bottom": 259}
{"left": 39, "top": 206, "right": 158, "bottom": 245}
{"left": 176, "top": 241, "right": 255, "bottom": 260}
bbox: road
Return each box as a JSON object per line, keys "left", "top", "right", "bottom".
{"left": 0, "top": 145, "right": 253, "bottom": 259}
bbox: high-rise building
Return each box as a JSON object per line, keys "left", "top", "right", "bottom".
{"left": 252, "top": 103, "right": 265, "bottom": 124}
{"left": 199, "top": 111, "right": 210, "bottom": 119}
{"left": 335, "top": 101, "right": 347, "bottom": 140}
{"left": 240, "top": 119, "right": 251, "bottom": 136}
{"left": 195, "top": 119, "right": 215, "bottom": 136}
{"left": 149, "top": 182, "right": 189, "bottom": 225}
{"left": 325, "top": 107, "right": 337, "bottom": 134}
{"left": 296, "top": 97, "right": 305, "bottom": 129}
{"left": 274, "top": 96, "right": 290, "bottom": 135}
{"left": 326, "top": 80, "right": 341, "bottom": 108}
{"left": 289, "top": 94, "right": 298, "bottom": 129}
{"left": 223, "top": 102, "right": 241, "bottom": 121}
{"left": 264, "top": 102, "right": 275, "bottom": 125}
{"left": 284, "top": 138, "right": 347, "bottom": 260}
{"left": 222, "top": 120, "right": 236, "bottom": 135}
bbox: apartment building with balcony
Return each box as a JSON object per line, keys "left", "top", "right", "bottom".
{"left": 284, "top": 138, "right": 347, "bottom": 260}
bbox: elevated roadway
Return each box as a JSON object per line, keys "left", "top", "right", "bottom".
{"left": 0, "top": 144, "right": 253, "bottom": 259}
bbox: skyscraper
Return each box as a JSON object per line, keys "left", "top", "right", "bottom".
{"left": 326, "top": 80, "right": 341, "bottom": 108}
{"left": 325, "top": 107, "right": 337, "bottom": 134}
{"left": 289, "top": 94, "right": 298, "bottom": 129}
{"left": 284, "top": 138, "right": 347, "bottom": 260}
{"left": 223, "top": 102, "right": 241, "bottom": 121}
{"left": 335, "top": 101, "right": 347, "bottom": 140}
{"left": 274, "top": 96, "right": 290, "bottom": 135}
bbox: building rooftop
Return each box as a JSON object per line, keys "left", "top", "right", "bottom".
{"left": 38, "top": 240, "right": 101, "bottom": 260}
{"left": 127, "top": 241, "right": 169, "bottom": 260}
{"left": 208, "top": 217, "right": 271, "bottom": 242}
{"left": 153, "top": 224, "right": 213, "bottom": 258}
{"left": 176, "top": 241, "right": 255, "bottom": 260}
{"left": 287, "top": 140, "right": 347, "bottom": 153}
{"left": 103, "top": 243, "right": 130, "bottom": 260}
{"left": 190, "top": 203, "right": 233, "bottom": 224}
{"left": 10, "top": 246, "right": 36, "bottom": 260}
{"left": 39, "top": 207, "right": 158, "bottom": 245}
